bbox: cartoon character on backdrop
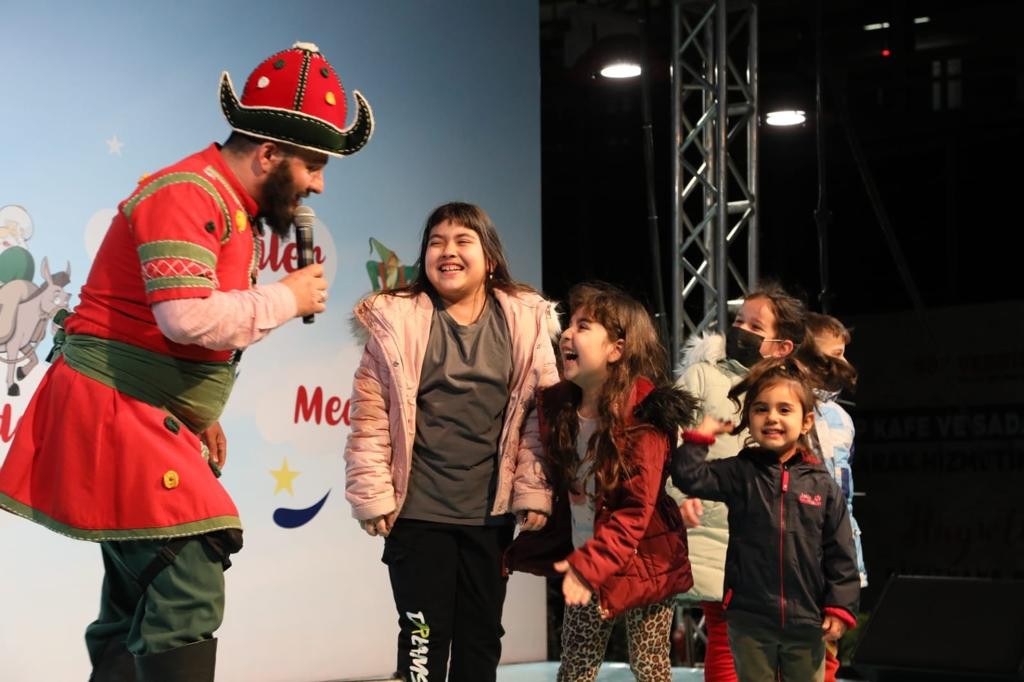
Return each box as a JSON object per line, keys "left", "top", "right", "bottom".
{"left": 365, "top": 237, "right": 417, "bottom": 291}
{"left": 0, "top": 205, "right": 36, "bottom": 285}
{"left": 0, "top": 205, "right": 72, "bottom": 396}
{"left": 0, "top": 258, "right": 72, "bottom": 396}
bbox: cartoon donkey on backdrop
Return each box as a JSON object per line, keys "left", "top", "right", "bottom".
{"left": 0, "top": 258, "right": 72, "bottom": 396}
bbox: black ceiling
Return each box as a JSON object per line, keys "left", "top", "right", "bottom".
{"left": 538, "top": 0, "right": 1024, "bottom": 317}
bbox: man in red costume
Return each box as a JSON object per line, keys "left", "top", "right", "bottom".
{"left": 0, "top": 42, "right": 373, "bottom": 681}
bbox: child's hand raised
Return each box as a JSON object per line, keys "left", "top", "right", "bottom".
{"left": 554, "top": 560, "right": 593, "bottom": 606}
{"left": 697, "top": 415, "right": 734, "bottom": 436}
{"left": 821, "top": 614, "right": 848, "bottom": 642}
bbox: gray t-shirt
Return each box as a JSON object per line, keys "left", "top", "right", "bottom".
{"left": 570, "top": 415, "right": 599, "bottom": 549}
{"left": 401, "top": 296, "right": 513, "bottom": 525}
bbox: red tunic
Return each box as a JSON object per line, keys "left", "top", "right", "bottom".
{"left": 69, "top": 144, "right": 261, "bottom": 362}
{"left": 0, "top": 144, "right": 260, "bottom": 540}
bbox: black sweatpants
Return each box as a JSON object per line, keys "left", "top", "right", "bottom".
{"left": 382, "top": 519, "right": 513, "bottom": 682}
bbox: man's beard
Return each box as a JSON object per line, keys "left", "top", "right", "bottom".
{"left": 260, "top": 160, "right": 300, "bottom": 238}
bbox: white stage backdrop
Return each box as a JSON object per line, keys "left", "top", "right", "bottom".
{"left": 0, "top": 2, "right": 545, "bottom": 680}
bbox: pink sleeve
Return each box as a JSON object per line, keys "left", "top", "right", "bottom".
{"left": 152, "top": 283, "right": 297, "bottom": 350}
{"left": 344, "top": 338, "right": 398, "bottom": 521}
{"left": 510, "top": 299, "right": 561, "bottom": 513}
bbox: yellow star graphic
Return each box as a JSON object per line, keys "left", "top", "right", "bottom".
{"left": 270, "top": 457, "right": 301, "bottom": 495}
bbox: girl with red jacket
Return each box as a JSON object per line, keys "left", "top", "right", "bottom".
{"left": 507, "top": 281, "right": 697, "bottom": 682}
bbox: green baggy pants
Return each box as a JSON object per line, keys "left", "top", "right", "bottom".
{"left": 85, "top": 536, "right": 225, "bottom": 665}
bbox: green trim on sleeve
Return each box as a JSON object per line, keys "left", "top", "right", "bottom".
{"left": 138, "top": 240, "right": 218, "bottom": 268}
{"left": 145, "top": 276, "right": 217, "bottom": 294}
{"left": 138, "top": 240, "right": 219, "bottom": 297}
{"left": 122, "top": 172, "right": 233, "bottom": 244}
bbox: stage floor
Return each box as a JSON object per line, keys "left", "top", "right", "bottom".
{"left": 331, "top": 665, "right": 702, "bottom": 682}
{"left": 496, "top": 662, "right": 864, "bottom": 681}
{"left": 497, "top": 662, "right": 704, "bottom": 680}
{"left": 335, "top": 662, "right": 865, "bottom": 681}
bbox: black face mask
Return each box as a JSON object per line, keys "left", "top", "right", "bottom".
{"left": 726, "top": 326, "right": 765, "bottom": 368}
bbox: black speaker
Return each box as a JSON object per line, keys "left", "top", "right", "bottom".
{"left": 853, "top": 574, "right": 1024, "bottom": 681}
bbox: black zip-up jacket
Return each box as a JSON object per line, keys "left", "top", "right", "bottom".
{"left": 671, "top": 441, "right": 859, "bottom": 631}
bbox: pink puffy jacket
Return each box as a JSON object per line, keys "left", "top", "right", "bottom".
{"left": 344, "top": 288, "right": 561, "bottom": 524}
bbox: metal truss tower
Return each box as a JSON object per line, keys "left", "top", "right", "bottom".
{"left": 671, "top": 0, "right": 760, "bottom": 368}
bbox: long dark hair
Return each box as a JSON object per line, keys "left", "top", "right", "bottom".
{"left": 547, "top": 281, "right": 669, "bottom": 498}
{"left": 384, "top": 202, "right": 534, "bottom": 298}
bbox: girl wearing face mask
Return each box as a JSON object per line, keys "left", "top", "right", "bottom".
{"left": 344, "top": 202, "right": 560, "bottom": 682}
{"left": 667, "top": 281, "right": 807, "bottom": 682}
{"left": 670, "top": 358, "right": 860, "bottom": 682}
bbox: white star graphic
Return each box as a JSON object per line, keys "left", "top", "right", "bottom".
{"left": 105, "top": 135, "right": 124, "bottom": 156}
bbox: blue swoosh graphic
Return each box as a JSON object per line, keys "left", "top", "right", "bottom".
{"left": 273, "top": 489, "right": 330, "bottom": 528}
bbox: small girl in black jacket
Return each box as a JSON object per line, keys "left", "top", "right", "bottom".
{"left": 671, "top": 357, "right": 859, "bottom": 682}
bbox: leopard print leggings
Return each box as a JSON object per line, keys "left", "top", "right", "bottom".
{"left": 557, "top": 597, "right": 675, "bottom": 682}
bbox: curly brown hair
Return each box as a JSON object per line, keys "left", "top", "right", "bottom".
{"left": 546, "top": 282, "right": 669, "bottom": 498}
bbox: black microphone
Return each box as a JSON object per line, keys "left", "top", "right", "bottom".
{"left": 293, "top": 205, "right": 317, "bottom": 324}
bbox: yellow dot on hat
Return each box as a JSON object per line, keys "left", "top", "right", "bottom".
{"left": 325, "top": 91, "right": 336, "bottom": 106}
{"left": 235, "top": 209, "right": 248, "bottom": 232}
{"left": 257, "top": 76, "right": 270, "bottom": 89}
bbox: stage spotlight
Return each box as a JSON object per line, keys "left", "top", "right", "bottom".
{"left": 765, "top": 110, "right": 807, "bottom": 126}
{"left": 600, "top": 61, "right": 641, "bottom": 79}
{"left": 573, "top": 32, "right": 643, "bottom": 82}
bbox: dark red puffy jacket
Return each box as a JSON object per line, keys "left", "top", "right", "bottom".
{"left": 506, "top": 377, "right": 697, "bottom": 618}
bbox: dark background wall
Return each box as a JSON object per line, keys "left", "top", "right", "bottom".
{"left": 538, "top": 0, "right": 1024, "bottom": 615}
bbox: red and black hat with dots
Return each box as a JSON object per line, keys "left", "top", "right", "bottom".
{"left": 220, "top": 42, "right": 373, "bottom": 157}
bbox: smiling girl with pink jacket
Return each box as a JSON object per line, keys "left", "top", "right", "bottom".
{"left": 344, "top": 202, "right": 560, "bottom": 682}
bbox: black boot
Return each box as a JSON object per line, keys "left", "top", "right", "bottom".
{"left": 89, "top": 638, "right": 136, "bottom": 682}
{"left": 134, "top": 639, "right": 216, "bottom": 682}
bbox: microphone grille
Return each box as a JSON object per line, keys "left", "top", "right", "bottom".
{"left": 293, "top": 205, "right": 316, "bottom": 228}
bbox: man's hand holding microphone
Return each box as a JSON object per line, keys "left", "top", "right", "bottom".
{"left": 280, "top": 205, "right": 328, "bottom": 321}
